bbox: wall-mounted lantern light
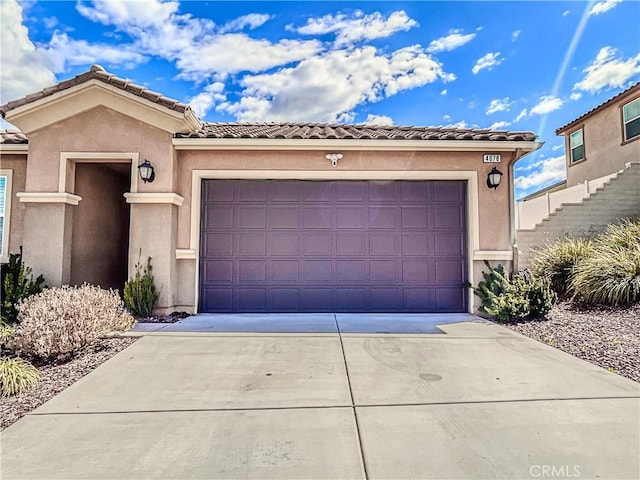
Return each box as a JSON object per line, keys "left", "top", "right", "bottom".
{"left": 486, "top": 166, "right": 503, "bottom": 190}
{"left": 138, "top": 159, "right": 155, "bottom": 183}
{"left": 325, "top": 153, "right": 343, "bottom": 168}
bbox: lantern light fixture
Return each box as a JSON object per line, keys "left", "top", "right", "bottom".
{"left": 486, "top": 166, "right": 503, "bottom": 190}
{"left": 138, "top": 159, "right": 155, "bottom": 183}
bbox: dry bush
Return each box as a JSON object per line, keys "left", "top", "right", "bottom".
{"left": 11, "top": 285, "right": 135, "bottom": 361}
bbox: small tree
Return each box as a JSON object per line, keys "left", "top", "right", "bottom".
{"left": 123, "top": 256, "right": 159, "bottom": 317}
{"left": 1, "top": 249, "right": 45, "bottom": 324}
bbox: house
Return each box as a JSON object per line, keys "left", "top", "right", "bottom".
{"left": 516, "top": 83, "right": 640, "bottom": 266}
{"left": 0, "top": 65, "right": 541, "bottom": 314}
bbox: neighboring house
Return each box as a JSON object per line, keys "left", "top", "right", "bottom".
{"left": 517, "top": 82, "right": 640, "bottom": 267}
{"left": 0, "top": 65, "right": 541, "bottom": 314}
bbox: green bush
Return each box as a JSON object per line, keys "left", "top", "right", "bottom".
{"left": 123, "top": 257, "right": 159, "bottom": 317}
{"left": 11, "top": 284, "right": 134, "bottom": 361}
{"left": 571, "top": 219, "right": 640, "bottom": 306}
{"left": 1, "top": 251, "right": 45, "bottom": 324}
{"left": 0, "top": 357, "right": 41, "bottom": 397}
{"left": 530, "top": 236, "right": 593, "bottom": 297}
{"left": 473, "top": 262, "right": 556, "bottom": 322}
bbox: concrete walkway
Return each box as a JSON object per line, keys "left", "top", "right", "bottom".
{"left": 2, "top": 315, "right": 639, "bottom": 479}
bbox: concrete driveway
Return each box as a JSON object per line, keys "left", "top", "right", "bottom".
{"left": 2, "top": 314, "right": 639, "bottom": 479}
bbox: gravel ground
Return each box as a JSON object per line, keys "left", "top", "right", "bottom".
{"left": 505, "top": 302, "right": 640, "bottom": 383}
{"left": 1, "top": 336, "right": 137, "bottom": 430}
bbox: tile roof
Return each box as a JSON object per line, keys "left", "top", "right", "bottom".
{"left": 176, "top": 122, "right": 538, "bottom": 142}
{"left": 0, "top": 130, "right": 28, "bottom": 144}
{"left": 556, "top": 82, "right": 640, "bottom": 134}
{"left": 1, "top": 65, "right": 191, "bottom": 116}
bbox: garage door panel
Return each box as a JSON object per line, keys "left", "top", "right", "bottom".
{"left": 269, "top": 233, "right": 299, "bottom": 256}
{"left": 270, "top": 260, "right": 300, "bottom": 283}
{"left": 200, "top": 180, "right": 467, "bottom": 313}
{"left": 203, "top": 260, "right": 233, "bottom": 283}
{"left": 237, "top": 233, "right": 266, "bottom": 256}
{"left": 370, "top": 233, "right": 400, "bottom": 256}
{"left": 238, "top": 289, "right": 266, "bottom": 311}
{"left": 237, "top": 206, "right": 266, "bottom": 229}
{"left": 336, "top": 233, "right": 366, "bottom": 256}
{"left": 302, "top": 233, "right": 332, "bottom": 255}
{"left": 434, "top": 206, "right": 465, "bottom": 229}
{"left": 236, "top": 182, "right": 267, "bottom": 202}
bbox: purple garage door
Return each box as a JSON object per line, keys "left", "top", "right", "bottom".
{"left": 199, "top": 180, "right": 467, "bottom": 313}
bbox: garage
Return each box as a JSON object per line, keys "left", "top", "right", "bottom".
{"left": 199, "top": 179, "right": 467, "bottom": 313}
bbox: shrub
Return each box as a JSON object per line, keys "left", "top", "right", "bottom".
{"left": 123, "top": 257, "right": 159, "bottom": 317}
{"left": 473, "top": 262, "right": 556, "bottom": 322}
{"left": 530, "top": 236, "right": 593, "bottom": 297}
{"left": 571, "top": 219, "right": 640, "bottom": 306}
{"left": 0, "top": 357, "right": 41, "bottom": 397}
{"left": 11, "top": 284, "right": 135, "bottom": 361}
{"left": 1, "top": 250, "right": 45, "bottom": 324}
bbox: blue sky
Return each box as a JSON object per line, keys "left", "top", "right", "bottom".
{"left": 2, "top": 0, "right": 639, "bottom": 199}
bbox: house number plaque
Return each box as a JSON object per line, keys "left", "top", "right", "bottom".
{"left": 483, "top": 154, "right": 501, "bottom": 163}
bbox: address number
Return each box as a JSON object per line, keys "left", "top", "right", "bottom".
{"left": 483, "top": 154, "right": 501, "bottom": 163}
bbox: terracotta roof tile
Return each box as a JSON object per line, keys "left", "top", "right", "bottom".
{"left": 1, "top": 65, "right": 191, "bottom": 116}
{"left": 176, "top": 122, "right": 537, "bottom": 142}
{"left": 0, "top": 130, "right": 28, "bottom": 144}
{"left": 556, "top": 82, "right": 640, "bottom": 134}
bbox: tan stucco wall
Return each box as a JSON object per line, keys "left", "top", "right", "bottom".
{"left": 565, "top": 92, "right": 640, "bottom": 187}
{"left": 25, "top": 106, "right": 175, "bottom": 193}
{"left": 70, "top": 164, "right": 129, "bottom": 289}
{"left": 1, "top": 155, "right": 27, "bottom": 257}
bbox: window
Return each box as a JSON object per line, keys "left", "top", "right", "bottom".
{"left": 623, "top": 97, "right": 640, "bottom": 142}
{"left": 569, "top": 129, "right": 584, "bottom": 163}
{"left": 0, "top": 170, "right": 12, "bottom": 261}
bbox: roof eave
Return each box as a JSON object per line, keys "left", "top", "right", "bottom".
{"left": 172, "top": 137, "right": 544, "bottom": 152}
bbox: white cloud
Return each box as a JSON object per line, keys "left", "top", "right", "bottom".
{"left": 293, "top": 10, "right": 417, "bottom": 46}
{"left": 573, "top": 46, "right": 640, "bottom": 93}
{"left": 569, "top": 92, "right": 582, "bottom": 100}
{"left": 562, "top": 10, "right": 570, "bottom": 17}
{"left": 219, "top": 14, "right": 271, "bottom": 33}
{"left": 530, "top": 95, "right": 564, "bottom": 115}
{"left": 426, "top": 29, "right": 475, "bottom": 53}
{"left": 515, "top": 155, "right": 566, "bottom": 190}
{"left": 41, "top": 32, "right": 147, "bottom": 72}
{"left": 219, "top": 45, "right": 454, "bottom": 122}
{"left": 188, "top": 82, "right": 226, "bottom": 117}
{"left": 472, "top": 52, "right": 503, "bottom": 74}
{"left": 552, "top": 144, "right": 564, "bottom": 151}
{"left": 514, "top": 108, "right": 528, "bottom": 122}
{"left": 486, "top": 97, "right": 513, "bottom": 115}
{"left": 440, "top": 89, "right": 447, "bottom": 95}
{"left": 364, "top": 114, "right": 393, "bottom": 126}
{"left": 445, "top": 120, "right": 469, "bottom": 129}
{"left": 489, "top": 121, "right": 511, "bottom": 130}
{"left": 511, "top": 30, "right": 521, "bottom": 42}
{"left": 589, "top": 0, "right": 622, "bottom": 16}
{"left": 0, "top": 0, "right": 56, "bottom": 104}
{"left": 43, "top": 16, "right": 59, "bottom": 30}
{"left": 443, "top": 114, "right": 452, "bottom": 122}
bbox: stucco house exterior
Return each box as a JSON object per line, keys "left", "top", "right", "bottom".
{"left": 1, "top": 65, "right": 541, "bottom": 314}
{"left": 516, "top": 83, "right": 640, "bottom": 267}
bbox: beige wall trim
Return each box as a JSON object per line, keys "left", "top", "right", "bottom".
{"left": 59, "top": 152, "right": 139, "bottom": 194}
{"left": 5, "top": 80, "right": 201, "bottom": 134}
{"left": 189, "top": 169, "right": 480, "bottom": 314}
{"left": 0, "top": 145, "right": 28, "bottom": 154}
{"left": 174, "top": 138, "right": 543, "bottom": 153}
{"left": 124, "top": 192, "right": 184, "bottom": 206}
{"left": 0, "top": 169, "right": 13, "bottom": 261}
{"left": 473, "top": 250, "right": 514, "bottom": 261}
{"left": 176, "top": 249, "right": 197, "bottom": 260}
{"left": 17, "top": 192, "right": 82, "bottom": 205}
